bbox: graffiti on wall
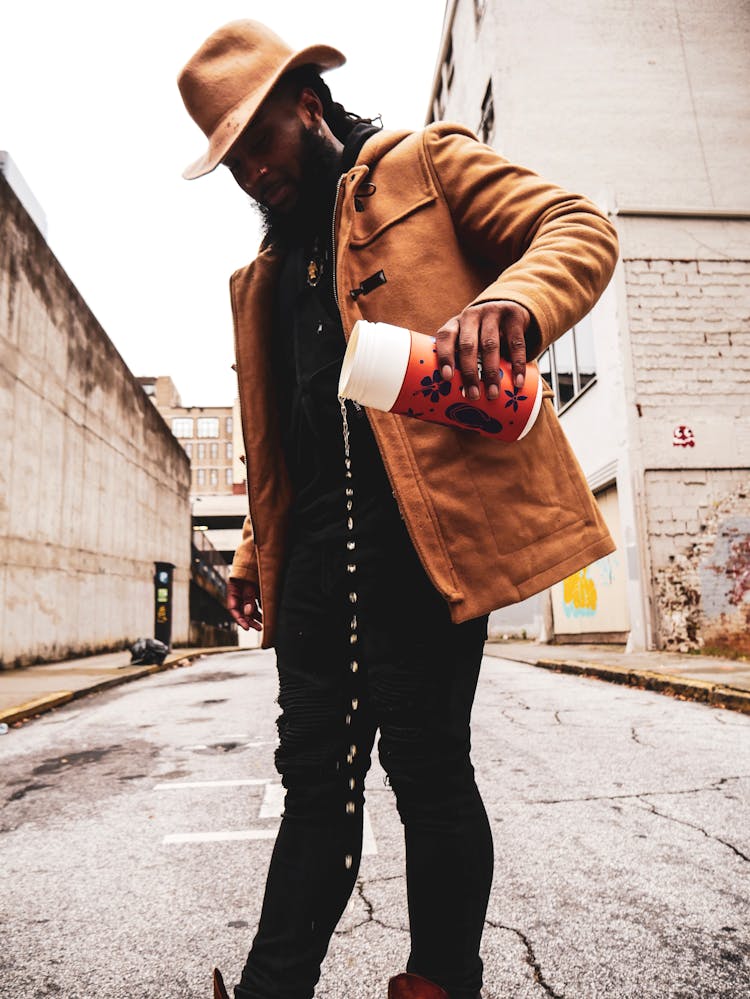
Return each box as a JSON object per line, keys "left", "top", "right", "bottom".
{"left": 562, "top": 555, "right": 619, "bottom": 619}
{"left": 699, "top": 515, "right": 750, "bottom": 655}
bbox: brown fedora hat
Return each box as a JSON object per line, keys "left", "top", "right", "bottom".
{"left": 178, "top": 20, "right": 346, "bottom": 180}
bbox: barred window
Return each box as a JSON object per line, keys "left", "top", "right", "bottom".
{"left": 478, "top": 81, "right": 495, "bottom": 144}
{"left": 433, "top": 78, "right": 445, "bottom": 121}
{"left": 444, "top": 36, "right": 455, "bottom": 90}
{"left": 538, "top": 317, "right": 596, "bottom": 412}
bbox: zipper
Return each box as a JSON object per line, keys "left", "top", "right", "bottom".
{"left": 328, "top": 172, "right": 455, "bottom": 603}
{"left": 331, "top": 173, "right": 346, "bottom": 312}
{"left": 332, "top": 173, "right": 361, "bottom": 414}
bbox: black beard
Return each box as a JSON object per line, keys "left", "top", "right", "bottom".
{"left": 251, "top": 124, "right": 342, "bottom": 246}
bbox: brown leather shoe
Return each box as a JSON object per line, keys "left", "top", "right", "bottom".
{"left": 388, "top": 973, "right": 449, "bottom": 999}
{"left": 213, "top": 967, "right": 230, "bottom": 999}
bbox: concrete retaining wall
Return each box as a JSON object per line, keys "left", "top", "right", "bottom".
{"left": 0, "top": 174, "right": 191, "bottom": 666}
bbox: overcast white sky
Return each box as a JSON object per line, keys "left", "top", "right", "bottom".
{"left": 1, "top": 1, "right": 446, "bottom": 405}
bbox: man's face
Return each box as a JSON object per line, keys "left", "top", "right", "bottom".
{"left": 223, "top": 87, "right": 324, "bottom": 217}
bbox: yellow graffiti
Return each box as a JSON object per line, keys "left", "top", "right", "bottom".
{"left": 563, "top": 567, "right": 598, "bottom": 617}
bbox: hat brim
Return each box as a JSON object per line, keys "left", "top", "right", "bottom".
{"left": 182, "top": 43, "right": 346, "bottom": 180}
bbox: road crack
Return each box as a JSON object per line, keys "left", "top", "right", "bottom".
{"left": 500, "top": 707, "right": 532, "bottom": 727}
{"left": 528, "top": 775, "right": 748, "bottom": 805}
{"left": 486, "top": 920, "right": 565, "bottom": 998}
{"left": 334, "top": 879, "right": 408, "bottom": 935}
{"left": 635, "top": 801, "right": 750, "bottom": 863}
{"left": 630, "top": 726, "right": 647, "bottom": 746}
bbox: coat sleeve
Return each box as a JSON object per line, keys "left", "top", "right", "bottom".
{"left": 230, "top": 514, "right": 260, "bottom": 588}
{"left": 422, "top": 124, "right": 619, "bottom": 355}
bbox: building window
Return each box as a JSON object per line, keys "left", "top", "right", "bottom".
{"left": 444, "top": 35, "right": 455, "bottom": 90}
{"left": 196, "top": 417, "right": 219, "bottom": 438}
{"left": 538, "top": 317, "right": 596, "bottom": 412}
{"left": 225, "top": 468, "right": 233, "bottom": 486}
{"left": 197, "top": 443, "right": 206, "bottom": 460}
{"left": 433, "top": 78, "right": 445, "bottom": 121}
{"left": 184, "top": 443, "right": 192, "bottom": 459}
{"left": 172, "top": 417, "right": 193, "bottom": 438}
{"left": 226, "top": 416, "right": 233, "bottom": 434}
{"left": 210, "top": 468, "right": 218, "bottom": 486}
{"left": 478, "top": 81, "right": 495, "bottom": 144}
{"left": 196, "top": 468, "right": 206, "bottom": 486}
{"left": 226, "top": 442, "right": 233, "bottom": 460}
{"left": 210, "top": 442, "right": 219, "bottom": 459}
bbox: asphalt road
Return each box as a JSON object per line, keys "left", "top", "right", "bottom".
{"left": 2, "top": 649, "right": 749, "bottom": 999}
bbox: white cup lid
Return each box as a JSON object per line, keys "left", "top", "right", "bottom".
{"left": 338, "top": 320, "right": 412, "bottom": 413}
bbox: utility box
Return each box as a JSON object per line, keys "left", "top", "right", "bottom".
{"left": 154, "top": 562, "right": 175, "bottom": 649}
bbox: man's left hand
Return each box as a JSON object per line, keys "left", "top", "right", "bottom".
{"left": 435, "top": 300, "right": 532, "bottom": 400}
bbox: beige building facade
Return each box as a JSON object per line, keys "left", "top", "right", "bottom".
{"left": 139, "top": 376, "right": 241, "bottom": 499}
{"left": 1, "top": 174, "right": 191, "bottom": 667}
{"left": 430, "top": 0, "right": 750, "bottom": 653}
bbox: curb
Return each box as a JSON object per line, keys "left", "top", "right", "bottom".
{"left": 527, "top": 656, "right": 750, "bottom": 715}
{"left": 0, "top": 646, "right": 240, "bottom": 727}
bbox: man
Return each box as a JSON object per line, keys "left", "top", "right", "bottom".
{"left": 178, "top": 19, "right": 618, "bottom": 999}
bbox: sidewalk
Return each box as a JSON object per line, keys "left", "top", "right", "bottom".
{"left": 484, "top": 640, "right": 750, "bottom": 714}
{"left": 0, "top": 646, "right": 239, "bottom": 727}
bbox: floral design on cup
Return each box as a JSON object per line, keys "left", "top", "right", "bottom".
{"left": 415, "top": 369, "right": 453, "bottom": 404}
{"left": 504, "top": 386, "right": 528, "bottom": 412}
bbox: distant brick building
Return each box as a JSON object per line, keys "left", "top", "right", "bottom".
{"left": 429, "top": 0, "right": 750, "bottom": 653}
{"left": 138, "top": 376, "right": 243, "bottom": 499}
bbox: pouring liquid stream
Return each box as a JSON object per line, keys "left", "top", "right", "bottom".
{"left": 339, "top": 396, "right": 359, "bottom": 871}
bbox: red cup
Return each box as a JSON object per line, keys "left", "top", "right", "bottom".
{"left": 339, "top": 321, "right": 542, "bottom": 442}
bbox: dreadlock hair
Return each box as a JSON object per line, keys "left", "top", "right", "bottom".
{"left": 279, "top": 65, "right": 381, "bottom": 142}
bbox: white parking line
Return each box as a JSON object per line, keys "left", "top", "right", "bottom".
{"left": 158, "top": 779, "right": 377, "bottom": 855}
{"left": 164, "top": 830, "right": 277, "bottom": 844}
{"left": 259, "top": 782, "right": 285, "bottom": 818}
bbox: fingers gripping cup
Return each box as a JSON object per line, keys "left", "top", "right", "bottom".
{"left": 338, "top": 320, "right": 543, "bottom": 442}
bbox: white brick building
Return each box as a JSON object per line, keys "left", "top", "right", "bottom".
{"left": 428, "top": 0, "right": 750, "bottom": 653}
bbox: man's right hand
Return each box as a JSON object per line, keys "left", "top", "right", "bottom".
{"left": 227, "top": 577, "right": 263, "bottom": 632}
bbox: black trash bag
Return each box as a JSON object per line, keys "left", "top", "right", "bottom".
{"left": 130, "top": 637, "right": 169, "bottom": 665}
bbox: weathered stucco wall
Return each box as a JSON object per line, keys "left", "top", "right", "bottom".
{"left": 439, "top": 0, "right": 750, "bottom": 209}
{"left": 0, "top": 174, "right": 191, "bottom": 666}
{"left": 644, "top": 471, "right": 750, "bottom": 654}
{"left": 622, "top": 217, "right": 750, "bottom": 652}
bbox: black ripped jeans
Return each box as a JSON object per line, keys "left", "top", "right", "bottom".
{"left": 235, "top": 518, "right": 492, "bottom": 999}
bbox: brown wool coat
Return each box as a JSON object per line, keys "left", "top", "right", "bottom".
{"left": 229, "top": 123, "right": 620, "bottom": 648}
